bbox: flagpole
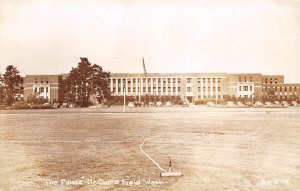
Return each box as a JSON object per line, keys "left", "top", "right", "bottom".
{"left": 139, "top": 73, "right": 141, "bottom": 103}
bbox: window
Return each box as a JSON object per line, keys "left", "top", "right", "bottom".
{"left": 118, "top": 87, "right": 121, "bottom": 92}
{"left": 244, "top": 77, "right": 246, "bottom": 82}
{"left": 218, "top": 87, "right": 221, "bottom": 91}
{"left": 46, "top": 87, "right": 49, "bottom": 92}
{"left": 40, "top": 87, "right": 44, "bottom": 92}
{"left": 285, "top": 87, "right": 287, "bottom": 91}
{"left": 35, "top": 78, "right": 38, "bottom": 83}
{"left": 148, "top": 87, "right": 151, "bottom": 92}
{"left": 290, "top": 87, "right": 292, "bottom": 91}
{"left": 213, "top": 78, "right": 215, "bottom": 83}
{"left": 239, "top": 86, "right": 241, "bottom": 91}
{"left": 198, "top": 87, "right": 201, "bottom": 92}
{"left": 218, "top": 78, "right": 221, "bottom": 83}
{"left": 250, "top": 77, "right": 252, "bottom": 82}
{"left": 187, "top": 87, "right": 192, "bottom": 92}
{"left": 239, "top": 77, "right": 241, "bottom": 82}
{"left": 158, "top": 87, "right": 161, "bottom": 92}
{"left": 250, "top": 86, "right": 252, "bottom": 91}
{"left": 133, "top": 79, "right": 136, "bottom": 83}
{"left": 187, "top": 78, "right": 192, "bottom": 83}
{"left": 168, "top": 78, "right": 171, "bottom": 83}
{"left": 118, "top": 79, "right": 121, "bottom": 83}
{"left": 280, "top": 87, "right": 282, "bottom": 92}
{"left": 213, "top": 87, "right": 216, "bottom": 91}
{"left": 46, "top": 78, "right": 49, "bottom": 84}
{"left": 158, "top": 79, "right": 161, "bottom": 83}
{"left": 265, "top": 79, "right": 267, "bottom": 83}
{"left": 41, "top": 78, "right": 43, "bottom": 83}
{"left": 178, "top": 87, "right": 181, "bottom": 92}
{"left": 178, "top": 79, "right": 181, "bottom": 83}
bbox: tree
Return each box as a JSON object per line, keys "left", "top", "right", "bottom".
{"left": 0, "top": 75, "right": 4, "bottom": 105}
{"left": 2, "top": 65, "right": 23, "bottom": 106}
{"left": 63, "top": 57, "right": 110, "bottom": 107}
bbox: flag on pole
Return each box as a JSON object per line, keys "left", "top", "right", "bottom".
{"left": 142, "top": 57, "right": 147, "bottom": 79}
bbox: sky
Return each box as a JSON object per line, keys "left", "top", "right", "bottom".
{"left": 0, "top": 0, "right": 300, "bottom": 82}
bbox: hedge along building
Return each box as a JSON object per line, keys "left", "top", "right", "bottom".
{"left": 23, "top": 73, "right": 300, "bottom": 104}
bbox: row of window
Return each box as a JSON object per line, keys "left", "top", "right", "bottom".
{"left": 113, "top": 87, "right": 181, "bottom": 93}
{"left": 263, "top": 87, "right": 300, "bottom": 92}
{"left": 263, "top": 78, "right": 278, "bottom": 83}
{"left": 238, "top": 77, "right": 279, "bottom": 83}
{"left": 197, "top": 95, "right": 222, "bottom": 99}
{"left": 191, "top": 87, "right": 221, "bottom": 92}
{"left": 35, "top": 78, "right": 49, "bottom": 84}
{"left": 110, "top": 78, "right": 182, "bottom": 84}
{"left": 239, "top": 86, "right": 253, "bottom": 91}
{"left": 239, "top": 77, "right": 253, "bottom": 82}
{"left": 195, "top": 78, "right": 221, "bottom": 84}
{"left": 110, "top": 78, "right": 222, "bottom": 84}
{"left": 34, "top": 87, "right": 49, "bottom": 93}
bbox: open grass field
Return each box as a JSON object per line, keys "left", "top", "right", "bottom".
{"left": 0, "top": 106, "right": 300, "bottom": 191}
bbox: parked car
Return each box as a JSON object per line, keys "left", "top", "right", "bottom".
{"left": 61, "top": 103, "right": 69, "bottom": 108}
{"left": 148, "top": 102, "right": 154, "bottom": 107}
{"left": 134, "top": 101, "right": 144, "bottom": 107}
{"left": 207, "top": 102, "right": 215, "bottom": 107}
{"left": 156, "top": 102, "right": 162, "bottom": 107}
{"left": 128, "top": 102, "right": 135, "bottom": 108}
{"left": 165, "top": 102, "right": 172, "bottom": 107}
{"left": 182, "top": 101, "right": 189, "bottom": 107}
{"left": 52, "top": 103, "right": 60, "bottom": 108}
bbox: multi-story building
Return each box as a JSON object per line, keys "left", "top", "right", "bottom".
{"left": 23, "top": 75, "right": 63, "bottom": 103}
{"left": 109, "top": 73, "right": 300, "bottom": 102}
{"left": 23, "top": 73, "right": 300, "bottom": 103}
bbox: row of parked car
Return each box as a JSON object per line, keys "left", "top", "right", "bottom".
{"left": 127, "top": 101, "right": 190, "bottom": 107}
{"left": 213, "top": 101, "right": 299, "bottom": 108}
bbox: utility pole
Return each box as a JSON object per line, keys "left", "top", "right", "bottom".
{"left": 123, "top": 85, "right": 126, "bottom": 112}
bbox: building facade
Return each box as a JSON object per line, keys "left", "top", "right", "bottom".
{"left": 23, "top": 73, "right": 300, "bottom": 103}
{"left": 23, "top": 75, "right": 63, "bottom": 103}
{"left": 109, "top": 73, "right": 300, "bottom": 102}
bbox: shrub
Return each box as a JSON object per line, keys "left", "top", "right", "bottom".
{"left": 194, "top": 99, "right": 206, "bottom": 105}
{"left": 11, "top": 101, "right": 31, "bottom": 109}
